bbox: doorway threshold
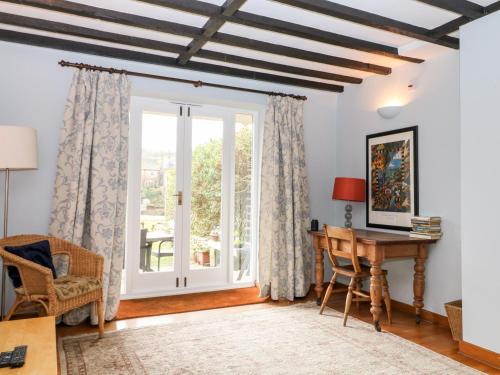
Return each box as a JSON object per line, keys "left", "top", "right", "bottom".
{"left": 121, "top": 281, "right": 256, "bottom": 300}
{"left": 117, "top": 285, "right": 265, "bottom": 320}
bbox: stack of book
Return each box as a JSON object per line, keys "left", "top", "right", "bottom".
{"left": 410, "top": 216, "right": 442, "bottom": 239}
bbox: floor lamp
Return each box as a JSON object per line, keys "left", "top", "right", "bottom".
{"left": 0, "top": 126, "right": 38, "bottom": 320}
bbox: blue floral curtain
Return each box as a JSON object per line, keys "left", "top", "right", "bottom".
{"left": 259, "top": 96, "right": 312, "bottom": 301}
{"left": 49, "top": 69, "right": 130, "bottom": 324}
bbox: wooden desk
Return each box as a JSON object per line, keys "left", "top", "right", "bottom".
{"left": 309, "top": 229, "right": 436, "bottom": 331}
{"left": 0, "top": 316, "right": 57, "bottom": 374}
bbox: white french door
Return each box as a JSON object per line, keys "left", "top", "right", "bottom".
{"left": 126, "top": 98, "right": 183, "bottom": 295}
{"left": 182, "top": 106, "right": 230, "bottom": 289}
{"left": 124, "top": 97, "right": 258, "bottom": 298}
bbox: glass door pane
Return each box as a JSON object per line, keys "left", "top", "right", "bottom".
{"left": 126, "top": 97, "right": 183, "bottom": 297}
{"left": 189, "top": 116, "right": 224, "bottom": 270}
{"left": 140, "top": 112, "right": 177, "bottom": 273}
{"left": 233, "top": 114, "right": 254, "bottom": 283}
{"left": 126, "top": 99, "right": 257, "bottom": 297}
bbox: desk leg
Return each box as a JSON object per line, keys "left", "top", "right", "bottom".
{"left": 413, "top": 244, "right": 428, "bottom": 324}
{"left": 314, "top": 240, "right": 324, "bottom": 306}
{"left": 369, "top": 260, "right": 383, "bottom": 332}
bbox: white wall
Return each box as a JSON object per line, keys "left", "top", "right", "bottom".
{"left": 334, "top": 51, "right": 461, "bottom": 315}
{"left": 0, "top": 40, "right": 338, "bottom": 310}
{"left": 460, "top": 11, "right": 500, "bottom": 354}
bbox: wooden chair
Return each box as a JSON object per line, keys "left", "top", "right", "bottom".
{"left": 319, "top": 225, "right": 392, "bottom": 327}
{"left": 0, "top": 235, "right": 105, "bottom": 337}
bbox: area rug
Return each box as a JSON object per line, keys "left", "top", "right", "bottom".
{"left": 59, "top": 303, "right": 482, "bottom": 375}
{"left": 116, "top": 287, "right": 267, "bottom": 320}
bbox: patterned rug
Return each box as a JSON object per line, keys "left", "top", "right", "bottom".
{"left": 59, "top": 303, "right": 482, "bottom": 375}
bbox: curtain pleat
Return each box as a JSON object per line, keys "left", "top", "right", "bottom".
{"left": 49, "top": 69, "right": 130, "bottom": 324}
{"left": 259, "top": 96, "right": 311, "bottom": 301}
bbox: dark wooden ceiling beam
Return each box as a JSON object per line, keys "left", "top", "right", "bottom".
{"left": 0, "top": 12, "right": 184, "bottom": 53}
{"left": 229, "top": 12, "right": 421, "bottom": 63}
{"left": 0, "top": 28, "right": 344, "bottom": 92}
{"left": 3, "top": 0, "right": 200, "bottom": 36}
{"left": 428, "top": 16, "right": 468, "bottom": 38}
{"left": 486, "top": 1, "right": 500, "bottom": 13}
{"left": 272, "top": 0, "right": 459, "bottom": 49}
{"left": 416, "top": 0, "right": 485, "bottom": 38}
{"left": 428, "top": 1, "right": 500, "bottom": 38}
{"left": 177, "top": 0, "right": 246, "bottom": 65}
{"left": 136, "top": 0, "right": 216, "bottom": 17}
{"left": 415, "top": 0, "right": 485, "bottom": 19}
{"left": 0, "top": 12, "right": 361, "bottom": 84}
{"left": 137, "top": 0, "right": 423, "bottom": 63}
{"left": 2, "top": 0, "right": 390, "bottom": 74}
{"left": 210, "top": 33, "right": 391, "bottom": 75}
{"left": 195, "top": 50, "right": 362, "bottom": 84}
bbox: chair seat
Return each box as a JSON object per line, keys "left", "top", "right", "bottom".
{"left": 15, "top": 275, "right": 102, "bottom": 301}
{"left": 332, "top": 264, "right": 388, "bottom": 278}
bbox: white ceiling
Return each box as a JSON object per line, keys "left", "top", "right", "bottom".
{"left": 0, "top": 0, "right": 497, "bottom": 88}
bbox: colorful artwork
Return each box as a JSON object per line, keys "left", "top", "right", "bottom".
{"left": 366, "top": 126, "right": 418, "bottom": 231}
{"left": 370, "top": 140, "right": 411, "bottom": 213}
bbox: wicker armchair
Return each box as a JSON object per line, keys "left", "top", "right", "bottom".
{"left": 0, "top": 235, "right": 105, "bottom": 337}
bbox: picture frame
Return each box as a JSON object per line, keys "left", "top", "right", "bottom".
{"left": 366, "top": 126, "right": 418, "bottom": 231}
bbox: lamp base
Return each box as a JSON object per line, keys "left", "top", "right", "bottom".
{"left": 344, "top": 203, "right": 352, "bottom": 228}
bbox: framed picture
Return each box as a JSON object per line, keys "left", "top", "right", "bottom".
{"left": 366, "top": 126, "right": 418, "bottom": 231}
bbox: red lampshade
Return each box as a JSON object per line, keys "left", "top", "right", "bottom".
{"left": 332, "top": 177, "right": 366, "bottom": 202}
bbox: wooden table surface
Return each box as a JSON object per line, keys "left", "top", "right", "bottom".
{"left": 309, "top": 229, "right": 436, "bottom": 245}
{"left": 0, "top": 316, "right": 57, "bottom": 375}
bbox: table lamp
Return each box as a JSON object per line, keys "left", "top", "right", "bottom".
{"left": 332, "top": 177, "right": 366, "bottom": 228}
{"left": 0, "top": 126, "right": 38, "bottom": 319}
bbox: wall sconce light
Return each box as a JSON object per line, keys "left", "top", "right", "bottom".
{"left": 377, "top": 105, "right": 402, "bottom": 119}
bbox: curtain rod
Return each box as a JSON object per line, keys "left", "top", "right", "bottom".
{"left": 58, "top": 60, "right": 308, "bottom": 101}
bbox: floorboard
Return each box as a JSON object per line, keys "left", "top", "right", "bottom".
{"left": 117, "top": 286, "right": 267, "bottom": 320}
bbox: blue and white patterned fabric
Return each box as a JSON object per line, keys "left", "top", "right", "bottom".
{"left": 259, "top": 96, "right": 312, "bottom": 301}
{"left": 49, "top": 69, "right": 130, "bottom": 325}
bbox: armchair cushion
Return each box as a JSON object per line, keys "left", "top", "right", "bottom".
{"left": 15, "top": 275, "right": 102, "bottom": 301}
{"left": 53, "top": 275, "right": 101, "bottom": 301}
{"left": 5, "top": 240, "right": 57, "bottom": 288}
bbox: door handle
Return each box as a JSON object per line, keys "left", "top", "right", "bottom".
{"left": 172, "top": 191, "right": 183, "bottom": 205}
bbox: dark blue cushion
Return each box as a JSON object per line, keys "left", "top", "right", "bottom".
{"left": 5, "top": 240, "right": 57, "bottom": 288}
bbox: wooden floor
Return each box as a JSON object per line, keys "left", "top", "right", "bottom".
{"left": 57, "top": 288, "right": 500, "bottom": 374}
{"left": 116, "top": 286, "right": 267, "bottom": 320}
{"left": 322, "top": 291, "right": 499, "bottom": 374}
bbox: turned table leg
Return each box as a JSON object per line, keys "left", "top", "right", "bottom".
{"left": 314, "top": 238, "right": 325, "bottom": 306}
{"left": 413, "top": 244, "right": 428, "bottom": 324}
{"left": 370, "top": 260, "right": 383, "bottom": 332}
